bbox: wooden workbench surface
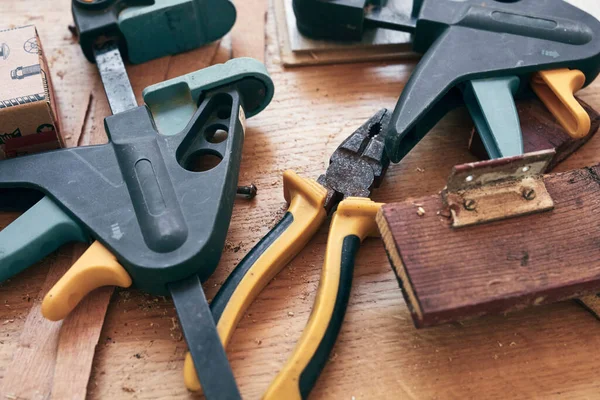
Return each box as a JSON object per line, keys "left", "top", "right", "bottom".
{"left": 2, "top": 1, "right": 600, "bottom": 399}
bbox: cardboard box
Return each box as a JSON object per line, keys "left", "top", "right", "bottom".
{"left": 0, "top": 25, "right": 61, "bottom": 159}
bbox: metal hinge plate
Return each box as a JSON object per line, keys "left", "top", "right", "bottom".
{"left": 442, "top": 150, "right": 556, "bottom": 228}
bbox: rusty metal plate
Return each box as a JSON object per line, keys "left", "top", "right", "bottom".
{"left": 442, "top": 150, "right": 556, "bottom": 228}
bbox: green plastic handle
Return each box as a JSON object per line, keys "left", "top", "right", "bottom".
{"left": 0, "top": 197, "right": 88, "bottom": 282}
{"left": 143, "top": 57, "right": 274, "bottom": 136}
{"left": 119, "top": 0, "right": 237, "bottom": 64}
{"left": 462, "top": 76, "right": 523, "bottom": 159}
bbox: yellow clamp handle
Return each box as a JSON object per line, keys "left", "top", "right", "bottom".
{"left": 184, "top": 170, "right": 328, "bottom": 392}
{"left": 42, "top": 241, "right": 132, "bottom": 321}
{"left": 264, "top": 197, "right": 383, "bottom": 400}
{"left": 531, "top": 68, "right": 591, "bottom": 139}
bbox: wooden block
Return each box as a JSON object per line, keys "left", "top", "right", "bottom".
{"left": 469, "top": 97, "right": 600, "bottom": 171}
{"left": 378, "top": 163, "right": 600, "bottom": 328}
{"left": 471, "top": 97, "right": 600, "bottom": 318}
{"left": 378, "top": 102, "right": 600, "bottom": 328}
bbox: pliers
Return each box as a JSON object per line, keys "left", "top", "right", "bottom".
{"left": 184, "top": 109, "right": 391, "bottom": 399}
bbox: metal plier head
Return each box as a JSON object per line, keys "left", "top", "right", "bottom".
{"left": 318, "top": 109, "right": 391, "bottom": 214}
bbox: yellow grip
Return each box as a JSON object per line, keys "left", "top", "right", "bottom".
{"left": 264, "top": 197, "right": 382, "bottom": 400}
{"left": 42, "top": 241, "right": 132, "bottom": 321}
{"left": 184, "top": 170, "right": 328, "bottom": 391}
{"left": 531, "top": 68, "right": 591, "bottom": 139}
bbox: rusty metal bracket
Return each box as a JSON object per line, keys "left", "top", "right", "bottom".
{"left": 442, "top": 150, "right": 556, "bottom": 228}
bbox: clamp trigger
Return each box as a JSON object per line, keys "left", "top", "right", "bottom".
{"left": 41, "top": 241, "right": 132, "bottom": 321}
{"left": 531, "top": 69, "right": 591, "bottom": 139}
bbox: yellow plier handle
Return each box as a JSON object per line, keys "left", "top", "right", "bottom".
{"left": 264, "top": 197, "right": 382, "bottom": 400}
{"left": 184, "top": 170, "right": 329, "bottom": 391}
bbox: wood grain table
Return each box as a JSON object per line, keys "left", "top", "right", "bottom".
{"left": 1, "top": 0, "right": 600, "bottom": 399}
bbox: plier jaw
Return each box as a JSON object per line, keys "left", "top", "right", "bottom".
{"left": 318, "top": 109, "right": 391, "bottom": 214}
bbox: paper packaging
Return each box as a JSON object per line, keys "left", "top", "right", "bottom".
{"left": 0, "top": 25, "right": 61, "bottom": 159}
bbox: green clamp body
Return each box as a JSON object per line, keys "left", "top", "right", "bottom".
{"left": 72, "top": 0, "right": 236, "bottom": 64}
{"left": 292, "top": 0, "right": 600, "bottom": 162}
{"left": 385, "top": 0, "right": 600, "bottom": 162}
{"left": 0, "top": 58, "right": 274, "bottom": 294}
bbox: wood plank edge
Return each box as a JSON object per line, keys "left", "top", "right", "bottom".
{"left": 376, "top": 208, "right": 424, "bottom": 328}
{"left": 377, "top": 168, "right": 600, "bottom": 327}
{"left": 416, "top": 276, "right": 600, "bottom": 328}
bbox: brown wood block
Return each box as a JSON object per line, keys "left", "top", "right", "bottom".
{"left": 378, "top": 163, "right": 600, "bottom": 328}
{"left": 380, "top": 98, "right": 600, "bottom": 328}
{"left": 469, "top": 97, "right": 600, "bottom": 171}
{"left": 470, "top": 97, "right": 600, "bottom": 319}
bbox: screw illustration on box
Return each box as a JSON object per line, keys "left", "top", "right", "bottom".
{"left": 11, "top": 64, "right": 41, "bottom": 79}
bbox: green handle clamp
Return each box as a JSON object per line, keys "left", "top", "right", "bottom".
{"left": 73, "top": 0, "right": 237, "bottom": 64}
{"left": 119, "top": 0, "right": 236, "bottom": 64}
{"left": 0, "top": 58, "right": 273, "bottom": 285}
